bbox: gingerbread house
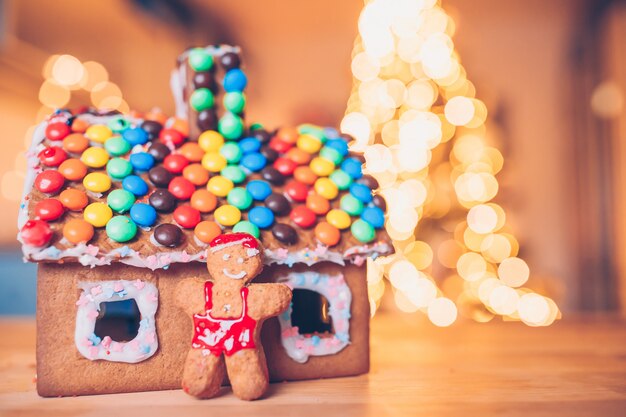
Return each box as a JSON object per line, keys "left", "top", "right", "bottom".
{"left": 18, "top": 45, "right": 392, "bottom": 397}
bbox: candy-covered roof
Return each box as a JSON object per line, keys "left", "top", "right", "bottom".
{"left": 17, "top": 46, "right": 392, "bottom": 270}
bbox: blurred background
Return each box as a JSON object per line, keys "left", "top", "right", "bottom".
{"left": 0, "top": 0, "right": 624, "bottom": 317}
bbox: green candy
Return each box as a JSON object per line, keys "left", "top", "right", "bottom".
{"left": 221, "top": 165, "right": 246, "bottom": 184}
{"left": 227, "top": 187, "right": 253, "bottom": 210}
{"left": 107, "top": 189, "right": 136, "bottom": 213}
{"left": 340, "top": 194, "right": 364, "bottom": 216}
{"left": 190, "top": 88, "right": 214, "bottom": 111}
{"left": 249, "top": 122, "right": 264, "bottom": 131}
{"left": 108, "top": 117, "right": 130, "bottom": 133}
{"left": 106, "top": 215, "right": 137, "bottom": 242}
{"left": 351, "top": 219, "right": 375, "bottom": 243}
{"left": 330, "top": 169, "right": 353, "bottom": 190}
{"left": 104, "top": 136, "right": 131, "bottom": 156}
{"left": 298, "top": 124, "right": 326, "bottom": 142}
{"left": 223, "top": 92, "right": 246, "bottom": 114}
{"left": 218, "top": 113, "right": 244, "bottom": 140}
{"left": 106, "top": 158, "right": 133, "bottom": 179}
{"left": 321, "top": 147, "right": 344, "bottom": 166}
{"left": 188, "top": 48, "right": 214, "bottom": 71}
{"left": 233, "top": 220, "right": 260, "bottom": 238}
{"left": 220, "top": 142, "right": 243, "bottom": 164}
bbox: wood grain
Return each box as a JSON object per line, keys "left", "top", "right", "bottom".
{"left": 1, "top": 313, "right": 625, "bottom": 417}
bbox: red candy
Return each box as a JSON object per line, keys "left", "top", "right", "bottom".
{"left": 163, "top": 154, "right": 190, "bottom": 174}
{"left": 173, "top": 205, "right": 201, "bottom": 229}
{"left": 38, "top": 146, "right": 68, "bottom": 167}
{"left": 34, "top": 170, "right": 65, "bottom": 194}
{"left": 269, "top": 138, "right": 293, "bottom": 154}
{"left": 45, "top": 122, "right": 71, "bottom": 141}
{"left": 285, "top": 180, "right": 309, "bottom": 202}
{"left": 290, "top": 206, "right": 317, "bottom": 228}
{"left": 273, "top": 157, "right": 297, "bottom": 176}
{"left": 159, "top": 128, "right": 185, "bottom": 146}
{"left": 169, "top": 176, "right": 196, "bottom": 200}
{"left": 20, "top": 219, "right": 53, "bottom": 247}
{"left": 34, "top": 198, "right": 64, "bottom": 221}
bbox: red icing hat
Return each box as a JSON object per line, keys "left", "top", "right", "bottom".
{"left": 209, "top": 232, "right": 259, "bottom": 250}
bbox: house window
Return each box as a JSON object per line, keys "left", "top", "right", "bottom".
{"left": 277, "top": 271, "right": 351, "bottom": 363}
{"left": 75, "top": 280, "right": 159, "bottom": 363}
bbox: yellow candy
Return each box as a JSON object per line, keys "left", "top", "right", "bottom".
{"left": 83, "top": 172, "right": 112, "bottom": 193}
{"left": 84, "top": 202, "right": 113, "bottom": 227}
{"left": 214, "top": 205, "right": 241, "bottom": 226}
{"left": 314, "top": 177, "right": 339, "bottom": 200}
{"left": 326, "top": 209, "right": 351, "bottom": 230}
{"left": 297, "top": 134, "right": 323, "bottom": 154}
{"left": 81, "top": 146, "right": 109, "bottom": 168}
{"left": 207, "top": 175, "right": 234, "bottom": 197}
{"left": 201, "top": 152, "right": 227, "bottom": 172}
{"left": 310, "top": 157, "right": 335, "bottom": 177}
{"left": 85, "top": 125, "right": 113, "bottom": 143}
{"left": 198, "top": 130, "right": 225, "bottom": 152}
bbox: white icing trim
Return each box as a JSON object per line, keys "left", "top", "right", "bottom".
{"left": 74, "top": 279, "right": 159, "bottom": 363}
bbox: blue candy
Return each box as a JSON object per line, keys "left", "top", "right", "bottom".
{"left": 361, "top": 206, "right": 385, "bottom": 229}
{"left": 349, "top": 182, "right": 373, "bottom": 203}
{"left": 323, "top": 127, "right": 340, "bottom": 139}
{"left": 129, "top": 152, "right": 155, "bottom": 172}
{"left": 326, "top": 138, "right": 349, "bottom": 156}
{"left": 122, "top": 175, "right": 149, "bottom": 196}
{"left": 246, "top": 180, "right": 272, "bottom": 201}
{"left": 248, "top": 206, "right": 274, "bottom": 229}
{"left": 122, "top": 127, "right": 149, "bottom": 146}
{"left": 239, "top": 137, "right": 262, "bottom": 154}
{"left": 223, "top": 69, "right": 248, "bottom": 92}
{"left": 240, "top": 152, "right": 267, "bottom": 172}
{"left": 341, "top": 157, "right": 363, "bottom": 179}
{"left": 130, "top": 203, "right": 157, "bottom": 227}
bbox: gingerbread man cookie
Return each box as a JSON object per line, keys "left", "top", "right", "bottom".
{"left": 176, "top": 232, "right": 292, "bottom": 400}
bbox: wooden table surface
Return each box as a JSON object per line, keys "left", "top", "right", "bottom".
{"left": 1, "top": 313, "right": 625, "bottom": 417}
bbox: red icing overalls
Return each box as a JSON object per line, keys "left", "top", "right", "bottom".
{"left": 191, "top": 281, "right": 257, "bottom": 356}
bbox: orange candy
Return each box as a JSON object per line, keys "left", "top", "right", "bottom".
{"left": 190, "top": 189, "right": 218, "bottom": 213}
{"left": 63, "top": 218, "right": 95, "bottom": 244}
{"left": 294, "top": 166, "right": 318, "bottom": 185}
{"left": 315, "top": 222, "right": 341, "bottom": 246}
{"left": 183, "top": 164, "right": 210, "bottom": 186}
{"left": 180, "top": 143, "right": 205, "bottom": 162}
{"left": 194, "top": 221, "right": 222, "bottom": 244}
{"left": 285, "top": 148, "right": 312, "bottom": 165}
{"left": 144, "top": 109, "right": 168, "bottom": 125}
{"left": 63, "top": 134, "right": 89, "bottom": 154}
{"left": 277, "top": 127, "right": 299, "bottom": 144}
{"left": 306, "top": 193, "right": 331, "bottom": 215}
{"left": 70, "top": 119, "right": 89, "bottom": 133}
{"left": 58, "top": 158, "right": 88, "bottom": 181}
{"left": 59, "top": 188, "right": 89, "bottom": 211}
{"left": 168, "top": 117, "right": 189, "bottom": 137}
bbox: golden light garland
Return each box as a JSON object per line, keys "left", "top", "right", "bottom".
{"left": 344, "top": 0, "right": 560, "bottom": 326}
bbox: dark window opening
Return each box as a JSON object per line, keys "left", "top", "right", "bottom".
{"left": 290, "top": 289, "right": 333, "bottom": 335}
{"left": 94, "top": 299, "right": 141, "bottom": 342}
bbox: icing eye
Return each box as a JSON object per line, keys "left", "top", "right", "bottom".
{"left": 222, "top": 254, "right": 230, "bottom": 261}
{"left": 237, "top": 257, "right": 244, "bottom": 264}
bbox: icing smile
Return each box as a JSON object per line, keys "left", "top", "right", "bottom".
{"left": 223, "top": 269, "right": 247, "bottom": 279}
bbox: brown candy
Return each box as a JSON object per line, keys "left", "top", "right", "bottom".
{"left": 253, "top": 129, "right": 271, "bottom": 144}
{"left": 141, "top": 120, "right": 163, "bottom": 139}
{"left": 220, "top": 52, "right": 240, "bottom": 70}
{"left": 358, "top": 175, "right": 379, "bottom": 190}
{"left": 149, "top": 189, "right": 177, "bottom": 213}
{"left": 148, "top": 143, "right": 170, "bottom": 162}
{"left": 265, "top": 193, "right": 291, "bottom": 216}
{"left": 148, "top": 166, "right": 174, "bottom": 187}
{"left": 372, "top": 195, "right": 387, "bottom": 211}
{"left": 193, "top": 72, "right": 216, "bottom": 91}
{"left": 153, "top": 223, "right": 183, "bottom": 247}
{"left": 261, "top": 166, "right": 284, "bottom": 185}
{"left": 272, "top": 223, "right": 298, "bottom": 245}
{"left": 197, "top": 110, "right": 217, "bottom": 131}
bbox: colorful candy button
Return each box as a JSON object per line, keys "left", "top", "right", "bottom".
{"left": 297, "top": 134, "right": 323, "bottom": 154}
{"left": 274, "top": 157, "right": 297, "bottom": 176}
{"left": 326, "top": 209, "right": 351, "bottom": 230}
{"left": 315, "top": 222, "right": 341, "bottom": 246}
{"left": 220, "top": 142, "right": 243, "bottom": 164}
{"left": 221, "top": 165, "right": 246, "bottom": 184}
{"left": 20, "top": 220, "right": 52, "bottom": 247}
{"left": 198, "top": 130, "right": 224, "bottom": 152}
{"left": 173, "top": 205, "right": 201, "bottom": 229}
{"left": 325, "top": 138, "right": 349, "bottom": 157}
{"left": 285, "top": 180, "right": 309, "bottom": 202}
{"left": 70, "top": 118, "right": 89, "bottom": 133}
{"left": 272, "top": 223, "right": 298, "bottom": 245}
{"left": 218, "top": 113, "right": 244, "bottom": 140}
{"left": 269, "top": 138, "right": 293, "bottom": 153}
{"left": 169, "top": 117, "right": 189, "bottom": 138}
{"left": 201, "top": 152, "right": 227, "bottom": 172}
{"left": 223, "top": 92, "right": 246, "bottom": 114}
{"left": 149, "top": 189, "right": 177, "bottom": 213}
{"left": 106, "top": 215, "right": 137, "bottom": 242}
{"left": 298, "top": 124, "right": 325, "bottom": 140}
{"left": 46, "top": 122, "right": 70, "bottom": 141}
{"left": 285, "top": 147, "right": 311, "bottom": 165}
{"left": 129, "top": 152, "right": 155, "bottom": 172}
{"left": 148, "top": 142, "right": 170, "bottom": 161}
{"left": 361, "top": 206, "right": 385, "bottom": 229}
{"left": 169, "top": 176, "right": 196, "bottom": 200}
{"left": 239, "top": 137, "right": 261, "bottom": 154}
{"left": 207, "top": 175, "right": 233, "bottom": 197}
{"left": 122, "top": 175, "right": 149, "bottom": 196}
{"left": 107, "top": 158, "right": 133, "bottom": 179}
{"left": 58, "top": 159, "right": 87, "bottom": 181}
{"left": 104, "top": 136, "right": 131, "bottom": 156}
{"left": 319, "top": 146, "right": 344, "bottom": 166}
{"left": 227, "top": 187, "right": 253, "bottom": 210}
{"left": 246, "top": 180, "right": 272, "bottom": 201}
{"left": 306, "top": 193, "right": 330, "bottom": 215}
{"left": 240, "top": 152, "right": 267, "bottom": 172}
{"left": 310, "top": 157, "right": 335, "bottom": 177}
{"left": 266, "top": 193, "right": 291, "bottom": 216}
{"left": 148, "top": 166, "right": 174, "bottom": 187}
{"left": 277, "top": 127, "right": 299, "bottom": 144}
{"left": 190, "top": 88, "right": 214, "bottom": 112}
{"left": 153, "top": 223, "right": 183, "bottom": 247}
{"left": 233, "top": 220, "right": 260, "bottom": 238}
{"left": 290, "top": 206, "right": 316, "bottom": 228}
{"left": 83, "top": 172, "right": 111, "bottom": 193}
{"left": 107, "top": 189, "right": 136, "bottom": 213}
{"left": 142, "top": 120, "right": 162, "bottom": 139}
{"left": 188, "top": 48, "right": 214, "bottom": 71}
{"left": 38, "top": 147, "right": 67, "bottom": 167}
{"left": 122, "top": 127, "right": 149, "bottom": 146}
{"left": 34, "top": 170, "right": 65, "bottom": 194}
{"left": 163, "top": 154, "right": 190, "bottom": 174}
{"left": 85, "top": 124, "right": 112, "bottom": 143}
{"left": 59, "top": 188, "right": 88, "bottom": 211}
{"left": 340, "top": 194, "right": 364, "bottom": 216}
{"left": 108, "top": 116, "right": 130, "bottom": 133}
{"left": 190, "top": 189, "right": 217, "bottom": 213}
{"left": 179, "top": 142, "right": 205, "bottom": 162}
{"left": 63, "top": 219, "right": 94, "bottom": 244}
{"left": 84, "top": 202, "right": 113, "bottom": 227}
{"left": 159, "top": 129, "right": 185, "bottom": 146}
{"left": 130, "top": 203, "right": 158, "bottom": 227}
{"left": 214, "top": 205, "right": 241, "bottom": 226}
{"left": 220, "top": 52, "right": 240, "bottom": 70}
{"left": 248, "top": 206, "right": 274, "bottom": 229}
{"left": 183, "top": 164, "right": 209, "bottom": 186}
{"left": 223, "top": 69, "right": 248, "bottom": 92}
{"left": 373, "top": 194, "right": 387, "bottom": 211}
{"left": 349, "top": 183, "right": 373, "bottom": 203}
{"left": 63, "top": 133, "right": 89, "bottom": 153}
{"left": 341, "top": 158, "right": 363, "bottom": 179}
{"left": 294, "top": 166, "right": 318, "bottom": 185}
{"left": 329, "top": 169, "right": 352, "bottom": 190}
{"left": 81, "top": 146, "right": 109, "bottom": 168}
{"left": 314, "top": 177, "right": 339, "bottom": 200}
{"left": 351, "top": 218, "right": 375, "bottom": 243}
{"left": 34, "top": 198, "right": 64, "bottom": 221}
{"left": 194, "top": 220, "right": 222, "bottom": 243}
